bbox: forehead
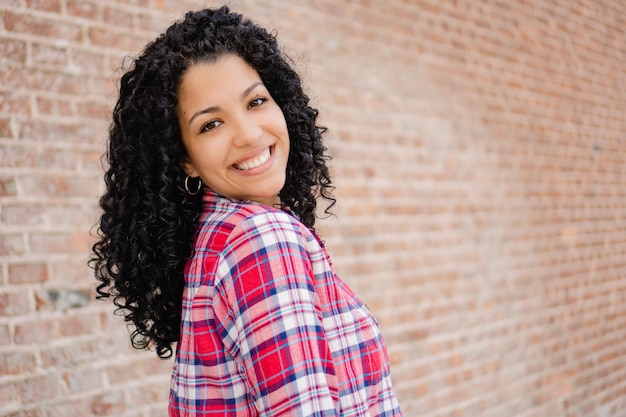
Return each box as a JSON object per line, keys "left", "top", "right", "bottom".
{"left": 178, "top": 55, "right": 262, "bottom": 98}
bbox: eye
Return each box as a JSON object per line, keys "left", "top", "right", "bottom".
{"left": 200, "top": 119, "right": 222, "bottom": 133}
{"left": 248, "top": 96, "right": 268, "bottom": 109}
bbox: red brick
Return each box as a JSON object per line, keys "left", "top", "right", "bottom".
{"left": 0, "top": 145, "right": 37, "bottom": 168}
{"left": 28, "top": 231, "right": 91, "bottom": 254}
{"left": 98, "top": 310, "right": 126, "bottom": 334}
{"left": 0, "top": 234, "right": 25, "bottom": 257}
{"left": 0, "top": 92, "right": 30, "bottom": 115}
{"left": 0, "top": 382, "right": 16, "bottom": 408}
{"left": 19, "top": 68, "right": 85, "bottom": 94}
{"left": 140, "top": 355, "right": 174, "bottom": 376}
{"left": 70, "top": 49, "right": 107, "bottom": 75}
{"left": 136, "top": 12, "right": 168, "bottom": 32}
{"left": 36, "top": 149, "right": 79, "bottom": 170}
{"left": 75, "top": 100, "right": 109, "bottom": 119}
{"left": 0, "top": 39, "right": 27, "bottom": 64}
{"left": 0, "top": 0, "right": 21, "bottom": 6}
{"left": 14, "top": 319, "right": 57, "bottom": 344}
{"left": 0, "top": 118, "right": 13, "bottom": 138}
{"left": 18, "top": 120, "right": 95, "bottom": 144}
{"left": 19, "top": 175, "right": 99, "bottom": 199}
{"left": 47, "top": 264, "right": 93, "bottom": 292}
{"left": 35, "top": 94, "right": 75, "bottom": 116}
{"left": 91, "top": 390, "right": 126, "bottom": 416}
{"left": 59, "top": 313, "right": 98, "bottom": 337}
{"left": 89, "top": 75, "right": 117, "bottom": 96}
{"left": 81, "top": 150, "right": 106, "bottom": 171}
{"left": 87, "top": 27, "right": 146, "bottom": 52}
{"left": 0, "top": 291, "right": 31, "bottom": 316}
{"left": 25, "top": 0, "right": 62, "bottom": 13}
{"left": 15, "top": 374, "right": 60, "bottom": 404}
{"left": 62, "top": 365, "right": 103, "bottom": 393}
{"left": 0, "top": 351, "right": 37, "bottom": 375}
{"left": 32, "top": 42, "right": 68, "bottom": 67}
{"left": 2, "top": 204, "right": 47, "bottom": 227}
{"left": 47, "top": 204, "right": 98, "bottom": 226}
{"left": 103, "top": 6, "right": 134, "bottom": 27}
{"left": 104, "top": 361, "right": 141, "bottom": 386}
{"left": 3, "top": 12, "right": 82, "bottom": 42}
{"left": 152, "top": 0, "right": 185, "bottom": 10}
{"left": 8, "top": 263, "right": 48, "bottom": 285}
{"left": 40, "top": 338, "right": 113, "bottom": 367}
{"left": 124, "top": 0, "right": 150, "bottom": 7}
{"left": 0, "top": 324, "right": 10, "bottom": 346}
{"left": 0, "top": 176, "right": 17, "bottom": 196}
{"left": 127, "top": 376, "right": 170, "bottom": 405}
{"left": 139, "top": 406, "right": 169, "bottom": 417}
{"left": 41, "top": 400, "right": 93, "bottom": 417}
{"left": 0, "top": 66, "right": 27, "bottom": 92}
{"left": 66, "top": 0, "right": 101, "bottom": 20}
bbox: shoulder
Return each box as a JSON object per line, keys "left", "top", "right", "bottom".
{"left": 197, "top": 197, "right": 313, "bottom": 248}
{"left": 227, "top": 203, "right": 312, "bottom": 252}
{"left": 214, "top": 204, "right": 317, "bottom": 294}
{"left": 196, "top": 198, "right": 309, "bottom": 245}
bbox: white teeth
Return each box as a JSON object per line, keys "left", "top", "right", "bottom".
{"left": 234, "top": 148, "right": 271, "bottom": 170}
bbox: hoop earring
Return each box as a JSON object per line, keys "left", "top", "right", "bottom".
{"left": 184, "top": 175, "right": 202, "bottom": 196}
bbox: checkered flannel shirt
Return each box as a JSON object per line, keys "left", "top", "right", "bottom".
{"left": 169, "top": 190, "right": 403, "bottom": 416}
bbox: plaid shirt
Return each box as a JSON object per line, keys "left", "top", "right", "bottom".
{"left": 169, "top": 190, "right": 403, "bottom": 416}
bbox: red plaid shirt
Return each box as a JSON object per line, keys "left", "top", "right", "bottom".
{"left": 169, "top": 190, "right": 402, "bottom": 416}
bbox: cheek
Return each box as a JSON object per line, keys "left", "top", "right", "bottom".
{"left": 189, "top": 138, "right": 231, "bottom": 172}
{"left": 276, "top": 116, "right": 290, "bottom": 142}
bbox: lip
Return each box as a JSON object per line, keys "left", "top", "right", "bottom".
{"left": 230, "top": 145, "right": 275, "bottom": 175}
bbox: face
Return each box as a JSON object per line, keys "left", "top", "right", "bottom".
{"left": 177, "top": 54, "right": 290, "bottom": 207}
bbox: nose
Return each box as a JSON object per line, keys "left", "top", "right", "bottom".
{"left": 231, "top": 113, "right": 262, "bottom": 148}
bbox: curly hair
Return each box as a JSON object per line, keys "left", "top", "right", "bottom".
{"left": 90, "top": 6, "right": 335, "bottom": 359}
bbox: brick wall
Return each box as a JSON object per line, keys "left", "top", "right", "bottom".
{"left": 0, "top": 1, "right": 624, "bottom": 416}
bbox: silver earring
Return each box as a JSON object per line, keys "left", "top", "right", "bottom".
{"left": 184, "top": 175, "right": 202, "bottom": 195}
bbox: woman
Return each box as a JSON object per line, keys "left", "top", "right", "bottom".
{"left": 91, "top": 6, "right": 403, "bottom": 416}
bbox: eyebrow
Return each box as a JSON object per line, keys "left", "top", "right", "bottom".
{"left": 187, "top": 81, "right": 265, "bottom": 127}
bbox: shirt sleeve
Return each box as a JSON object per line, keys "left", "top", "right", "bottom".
{"left": 211, "top": 209, "right": 340, "bottom": 416}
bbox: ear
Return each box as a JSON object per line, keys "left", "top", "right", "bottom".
{"left": 182, "top": 157, "right": 199, "bottom": 178}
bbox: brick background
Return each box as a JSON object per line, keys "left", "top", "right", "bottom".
{"left": 0, "top": 0, "right": 624, "bottom": 416}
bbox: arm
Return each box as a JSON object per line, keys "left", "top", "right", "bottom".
{"left": 212, "top": 210, "right": 340, "bottom": 416}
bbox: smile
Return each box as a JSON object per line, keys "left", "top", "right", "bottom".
{"left": 233, "top": 147, "right": 271, "bottom": 171}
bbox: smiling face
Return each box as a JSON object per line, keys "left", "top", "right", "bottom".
{"left": 177, "top": 54, "right": 290, "bottom": 206}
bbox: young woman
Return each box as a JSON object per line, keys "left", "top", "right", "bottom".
{"left": 91, "top": 6, "right": 403, "bottom": 416}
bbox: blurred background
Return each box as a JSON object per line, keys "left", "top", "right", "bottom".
{"left": 0, "top": 0, "right": 625, "bottom": 416}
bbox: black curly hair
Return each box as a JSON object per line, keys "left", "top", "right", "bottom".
{"left": 90, "top": 6, "right": 335, "bottom": 359}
